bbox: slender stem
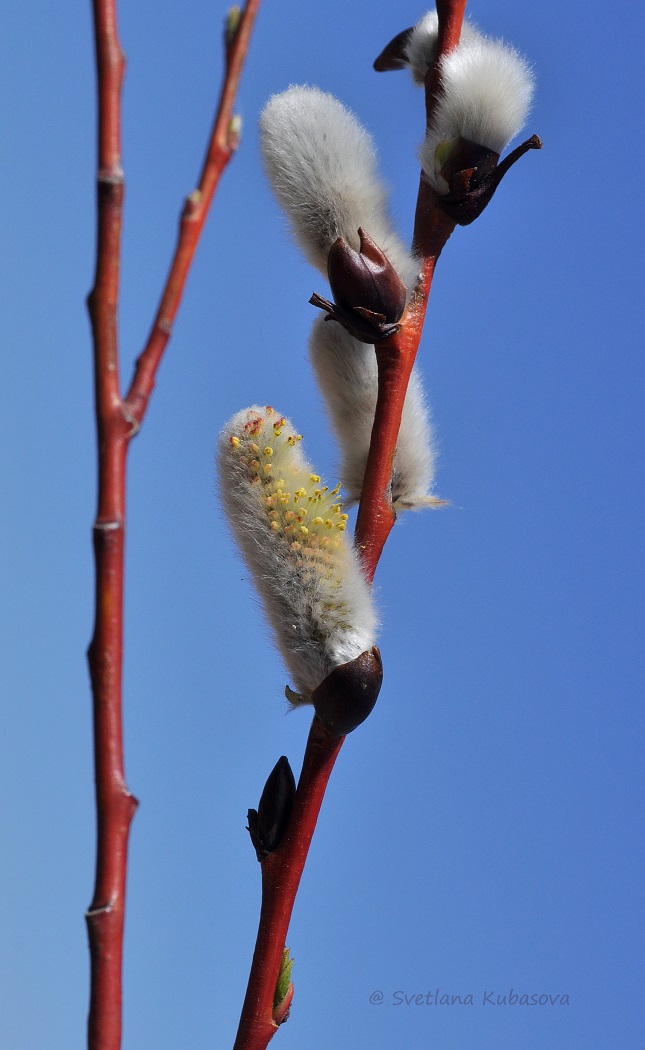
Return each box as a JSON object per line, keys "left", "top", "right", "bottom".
{"left": 354, "top": 1, "right": 466, "bottom": 579}
{"left": 233, "top": 7, "right": 468, "bottom": 1047}
{"left": 86, "top": 6, "right": 135, "bottom": 1049}
{"left": 355, "top": 197, "right": 455, "bottom": 580}
{"left": 234, "top": 719, "right": 344, "bottom": 1050}
{"left": 124, "top": 0, "right": 261, "bottom": 425}
{"left": 86, "top": 2, "right": 261, "bottom": 1046}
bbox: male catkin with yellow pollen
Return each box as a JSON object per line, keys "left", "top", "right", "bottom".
{"left": 218, "top": 406, "right": 377, "bottom": 700}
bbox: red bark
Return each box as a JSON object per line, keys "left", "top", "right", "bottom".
{"left": 86, "top": 2, "right": 260, "bottom": 1046}
{"left": 232, "top": 4, "right": 468, "bottom": 1048}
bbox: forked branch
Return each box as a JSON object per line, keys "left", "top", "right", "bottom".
{"left": 86, "top": 2, "right": 260, "bottom": 1047}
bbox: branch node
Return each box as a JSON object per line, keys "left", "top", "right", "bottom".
{"left": 97, "top": 167, "right": 124, "bottom": 185}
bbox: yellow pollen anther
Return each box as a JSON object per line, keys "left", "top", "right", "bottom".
{"left": 300, "top": 526, "right": 309, "bottom": 536}
{"left": 312, "top": 517, "right": 324, "bottom": 526}
{"left": 336, "top": 523, "right": 346, "bottom": 531}
{"left": 310, "top": 474, "right": 320, "bottom": 483}
{"left": 263, "top": 446, "right": 273, "bottom": 457}
{"left": 325, "top": 520, "right": 333, "bottom": 529}
{"left": 263, "top": 464, "right": 272, "bottom": 476}
{"left": 270, "top": 521, "right": 280, "bottom": 531}
{"left": 230, "top": 436, "right": 240, "bottom": 448}
{"left": 340, "top": 513, "right": 349, "bottom": 522}
{"left": 285, "top": 510, "right": 296, "bottom": 521}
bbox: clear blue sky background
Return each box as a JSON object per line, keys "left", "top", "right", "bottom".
{"left": 1, "top": 1, "right": 643, "bottom": 1048}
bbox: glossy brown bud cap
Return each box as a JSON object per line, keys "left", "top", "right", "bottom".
{"left": 437, "top": 134, "right": 542, "bottom": 226}
{"left": 373, "top": 27, "right": 414, "bottom": 72}
{"left": 310, "top": 229, "right": 407, "bottom": 344}
{"left": 311, "top": 646, "right": 383, "bottom": 737}
{"left": 329, "top": 229, "right": 407, "bottom": 321}
{"left": 247, "top": 755, "right": 296, "bottom": 861}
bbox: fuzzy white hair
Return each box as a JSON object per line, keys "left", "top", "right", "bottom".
{"left": 309, "top": 317, "right": 440, "bottom": 511}
{"left": 260, "top": 86, "right": 419, "bottom": 290}
{"left": 421, "top": 36, "right": 534, "bottom": 190}
{"left": 217, "top": 406, "right": 378, "bottom": 698}
{"left": 404, "top": 11, "right": 481, "bottom": 85}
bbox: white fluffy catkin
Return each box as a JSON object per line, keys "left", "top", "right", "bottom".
{"left": 309, "top": 317, "right": 440, "bottom": 511}
{"left": 421, "top": 36, "right": 534, "bottom": 192}
{"left": 260, "top": 86, "right": 419, "bottom": 290}
{"left": 217, "top": 406, "right": 377, "bottom": 699}
{"left": 404, "top": 11, "right": 481, "bottom": 85}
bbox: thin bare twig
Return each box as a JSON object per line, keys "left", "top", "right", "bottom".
{"left": 86, "top": 3, "right": 260, "bottom": 1047}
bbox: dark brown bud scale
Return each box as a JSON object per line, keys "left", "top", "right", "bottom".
{"left": 373, "top": 27, "right": 414, "bottom": 72}
{"left": 247, "top": 755, "right": 296, "bottom": 861}
{"left": 311, "top": 647, "right": 383, "bottom": 737}
{"left": 328, "top": 229, "right": 407, "bottom": 322}
{"left": 437, "top": 134, "right": 542, "bottom": 226}
{"left": 310, "top": 229, "right": 407, "bottom": 344}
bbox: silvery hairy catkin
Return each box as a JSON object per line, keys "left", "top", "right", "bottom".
{"left": 261, "top": 86, "right": 438, "bottom": 508}
{"left": 421, "top": 35, "right": 534, "bottom": 194}
{"left": 260, "top": 85, "right": 419, "bottom": 291}
{"left": 309, "top": 317, "right": 441, "bottom": 510}
{"left": 217, "top": 406, "right": 378, "bottom": 700}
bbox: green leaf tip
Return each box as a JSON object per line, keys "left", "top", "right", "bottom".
{"left": 273, "top": 947, "right": 294, "bottom": 1010}
{"left": 224, "top": 6, "right": 242, "bottom": 48}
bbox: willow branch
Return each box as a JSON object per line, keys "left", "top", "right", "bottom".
{"left": 354, "top": 0, "right": 466, "bottom": 579}
{"left": 124, "top": 0, "right": 261, "bottom": 426}
{"left": 233, "top": 6, "right": 468, "bottom": 1048}
{"left": 86, "top": 3, "right": 260, "bottom": 1047}
{"left": 86, "top": 4, "right": 134, "bottom": 1049}
{"left": 234, "top": 718, "right": 343, "bottom": 1050}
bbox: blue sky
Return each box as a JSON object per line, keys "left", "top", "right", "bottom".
{"left": 1, "top": 1, "right": 644, "bottom": 1048}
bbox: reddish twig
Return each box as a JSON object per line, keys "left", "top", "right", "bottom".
{"left": 232, "top": 5, "right": 467, "bottom": 1048}
{"left": 234, "top": 719, "right": 343, "bottom": 1050}
{"left": 125, "top": 0, "right": 261, "bottom": 425}
{"left": 354, "top": 0, "right": 466, "bottom": 578}
{"left": 354, "top": 198, "right": 456, "bottom": 580}
{"left": 86, "top": 3, "right": 260, "bottom": 1048}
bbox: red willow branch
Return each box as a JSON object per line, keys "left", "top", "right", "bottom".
{"left": 85, "top": 3, "right": 260, "bottom": 1048}
{"left": 233, "top": 718, "right": 343, "bottom": 1050}
{"left": 354, "top": 0, "right": 467, "bottom": 579}
{"left": 233, "top": 4, "right": 467, "bottom": 1048}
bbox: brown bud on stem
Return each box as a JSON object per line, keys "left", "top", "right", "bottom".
{"left": 310, "top": 229, "right": 407, "bottom": 344}
{"left": 247, "top": 755, "right": 296, "bottom": 861}
{"left": 437, "top": 134, "right": 542, "bottom": 226}
{"left": 311, "top": 647, "right": 383, "bottom": 737}
{"left": 373, "top": 27, "right": 414, "bottom": 72}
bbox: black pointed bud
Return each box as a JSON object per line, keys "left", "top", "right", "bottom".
{"left": 437, "top": 134, "right": 542, "bottom": 226}
{"left": 373, "top": 27, "right": 414, "bottom": 72}
{"left": 310, "top": 230, "right": 407, "bottom": 344}
{"left": 311, "top": 647, "right": 383, "bottom": 737}
{"left": 247, "top": 755, "right": 296, "bottom": 862}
